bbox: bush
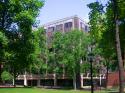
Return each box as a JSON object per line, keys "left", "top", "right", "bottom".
{"left": 1, "top": 71, "right": 13, "bottom": 82}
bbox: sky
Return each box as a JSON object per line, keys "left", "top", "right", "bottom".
{"left": 38, "top": 0, "right": 108, "bottom": 25}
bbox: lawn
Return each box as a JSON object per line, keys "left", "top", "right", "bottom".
{"left": 0, "top": 88, "right": 107, "bottom": 93}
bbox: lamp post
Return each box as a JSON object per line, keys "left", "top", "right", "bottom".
{"left": 88, "top": 52, "right": 94, "bottom": 93}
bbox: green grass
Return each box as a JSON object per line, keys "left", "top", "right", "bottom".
{"left": 0, "top": 88, "right": 107, "bottom": 93}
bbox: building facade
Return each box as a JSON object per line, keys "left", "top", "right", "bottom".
{"left": 42, "top": 15, "right": 89, "bottom": 44}
{"left": 43, "top": 15, "right": 89, "bottom": 32}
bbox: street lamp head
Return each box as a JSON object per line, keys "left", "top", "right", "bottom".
{"left": 88, "top": 53, "right": 94, "bottom": 62}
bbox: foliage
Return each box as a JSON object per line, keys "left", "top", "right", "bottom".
{"left": 1, "top": 71, "right": 13, "bottom": 81}
{"left": 87, "top": 2, "right": 104, "bottom": 42}
{"left": 87, "top": 1, "right": 118, "bottom": 73}
{"left": 52, "top": 30, "right": 90, "bottom": 75}
{"left": 31, "top": 27, "right": 48, "bottom": 74}
{"left": 81, "top": 62, "right": 90, "bottom": 74}
{"left": 88, "top": 0, "right": 125, "bottom": 92}
{"left": 0, "top": 32, "right": 8, "bottom": 61}
{"left": 52, "top": 30, "right": 90, "bottom": 89}
{"left": 0, "top": 0, "right": 44, "bottom": 86}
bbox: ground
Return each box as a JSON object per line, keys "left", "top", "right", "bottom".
{"left": 0, "top": 88, "right": 108, "bottom": 93}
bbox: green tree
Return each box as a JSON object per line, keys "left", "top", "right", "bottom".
{"left": 31, "top": 28, "right": 47, "bottom": 74}
{"left": 88, "top": 0, "right": 125, "bottom": 92}
{"left": 102, "top": 0, "right": 125, "bottom": 91}
{"left": 0, "top": 32, "right": 8, "bottom": 82}
{"left": 31, "top": 27, "right": 48, "bottom": 86}
{"left": 87, "top": 1, "right": 110, "bottom": 88}
{"left": 0, "top": 0, "right": 44, "bottom": 86}
{"left": 53, "top": 30, "right": 90, "bottom": 89}
{"left": 87, "top": 1, "right": 104, "bottom": 42}
{"left": 52, "top": 32, "right": 65, "bottom": 86}
{"left": 112, "top": 0, "right": 124, "bottom": 92}
{"left": 87, "top": 1, "right": 117, "bottom": 88}
{"left": 1, "top": 71, "right": 13, "bottom": 83}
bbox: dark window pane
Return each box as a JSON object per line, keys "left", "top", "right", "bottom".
{"left": 64, "top": 22, "right": 72, "bottom": 28}
{"left": 68, "top": 22, "right": 72, "bottom": 28}
{"left": 64, "top": 23, "right": 68, "bottom": 28}
{"left": 85, "top": 25, "right": 88, "bottom": 31}
{"left": 64, "top": 22, "right": 72, "bottom": 32}
{"left": 48, "top": 27, "right": 55, "bottom": 32}
{"left": 56, "top": 24, "right": 63, "bottom": 31}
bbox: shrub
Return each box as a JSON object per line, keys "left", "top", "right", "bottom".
{"left": 1, "top": 71, "right": 13, "bottom": 82}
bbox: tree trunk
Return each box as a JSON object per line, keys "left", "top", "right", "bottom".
{"left": 53, "top": 47, "right": 57, "bottom": 87}
{"left": 112, "top": 0, "right": 124, "bottom": 92}
{"left": 45, "top": 56, "right": 48, "bottom": 86}
{"left": 116, "top": 21, "right": 124, "bottom": 93}
{"left": 76, "top": 61, "right": 81, "bottom": 89}
{"left": 106, "top": 59, "right": 109, "bottom": 88}
{"left": 45, "top": 59, "right": 48, "bottom": 76}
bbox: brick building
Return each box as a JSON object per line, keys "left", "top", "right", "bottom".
{"left": 42, "top": 15, "right": 89, "bottom": 45}
{"left": 43, "top": 15, "right": 89, "bottom": 33}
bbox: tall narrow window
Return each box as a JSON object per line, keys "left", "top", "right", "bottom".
{"left": 64, "top": 22, "right": 72, "bottom": 32}
{"left": 56, "top": 24, "right": 63, "bottom": 32}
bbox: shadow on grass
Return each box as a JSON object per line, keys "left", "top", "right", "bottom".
{"left": 41, "top": 86, "right": 73, "bottom": 90}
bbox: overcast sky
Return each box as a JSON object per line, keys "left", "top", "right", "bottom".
{"left": 37, "top": 0, "right": 108, "bottom": 25}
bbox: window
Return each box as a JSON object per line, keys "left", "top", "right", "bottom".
{"left": 69, "top": 22, "right": 72, "bottom": 27}
{"left": 64, "top": 22, "right": 72, "bottom": 28}
{"left": 64, "top": 23, "right": 68, "bottom": 28}
{"left": 85, "top": 25, "right": 88, "bottom": 32}
{"left": 64, "top": 22, "right": 72, "bottom": 32}
{"left": 56, "top": 24, "right": 63, "bottom": 31}
{"left": 48, "top": 27, "right": 55, "bottom": 32}
{"left": 47, "top": 27, "right": 55, "bottom": 38}
{"left": 80, "top": 22, "right": 84, "bottom": 30}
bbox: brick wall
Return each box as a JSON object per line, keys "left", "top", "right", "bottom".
{"left": 107, "top": 72, "right": 125, "bottom": 88}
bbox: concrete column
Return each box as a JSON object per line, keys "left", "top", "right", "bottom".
{"left": 63, "top": 22, "right": 65, "bottom": 33}
{"left": 54, "top": 73, "right": 57, "bottom": 86}
{"left": 12, "top": 79, "right": 14, "bottom": 86}
{"left": 99, "top": 74, "right": 102, "bottom": 87}
{"left": 81, "top": 73, "right": 84, "bottom": 88}
{"left": 72, "top": 18, "right": 75, "bottom": 30}
{"left": 37, "top": 79, "right": 41, "bottom": 87}
{"left": 87, "top": 73, "right": 90, "bottom": 78}
{"left": 24, "top": 72, "right": 27, "bottom": 86}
